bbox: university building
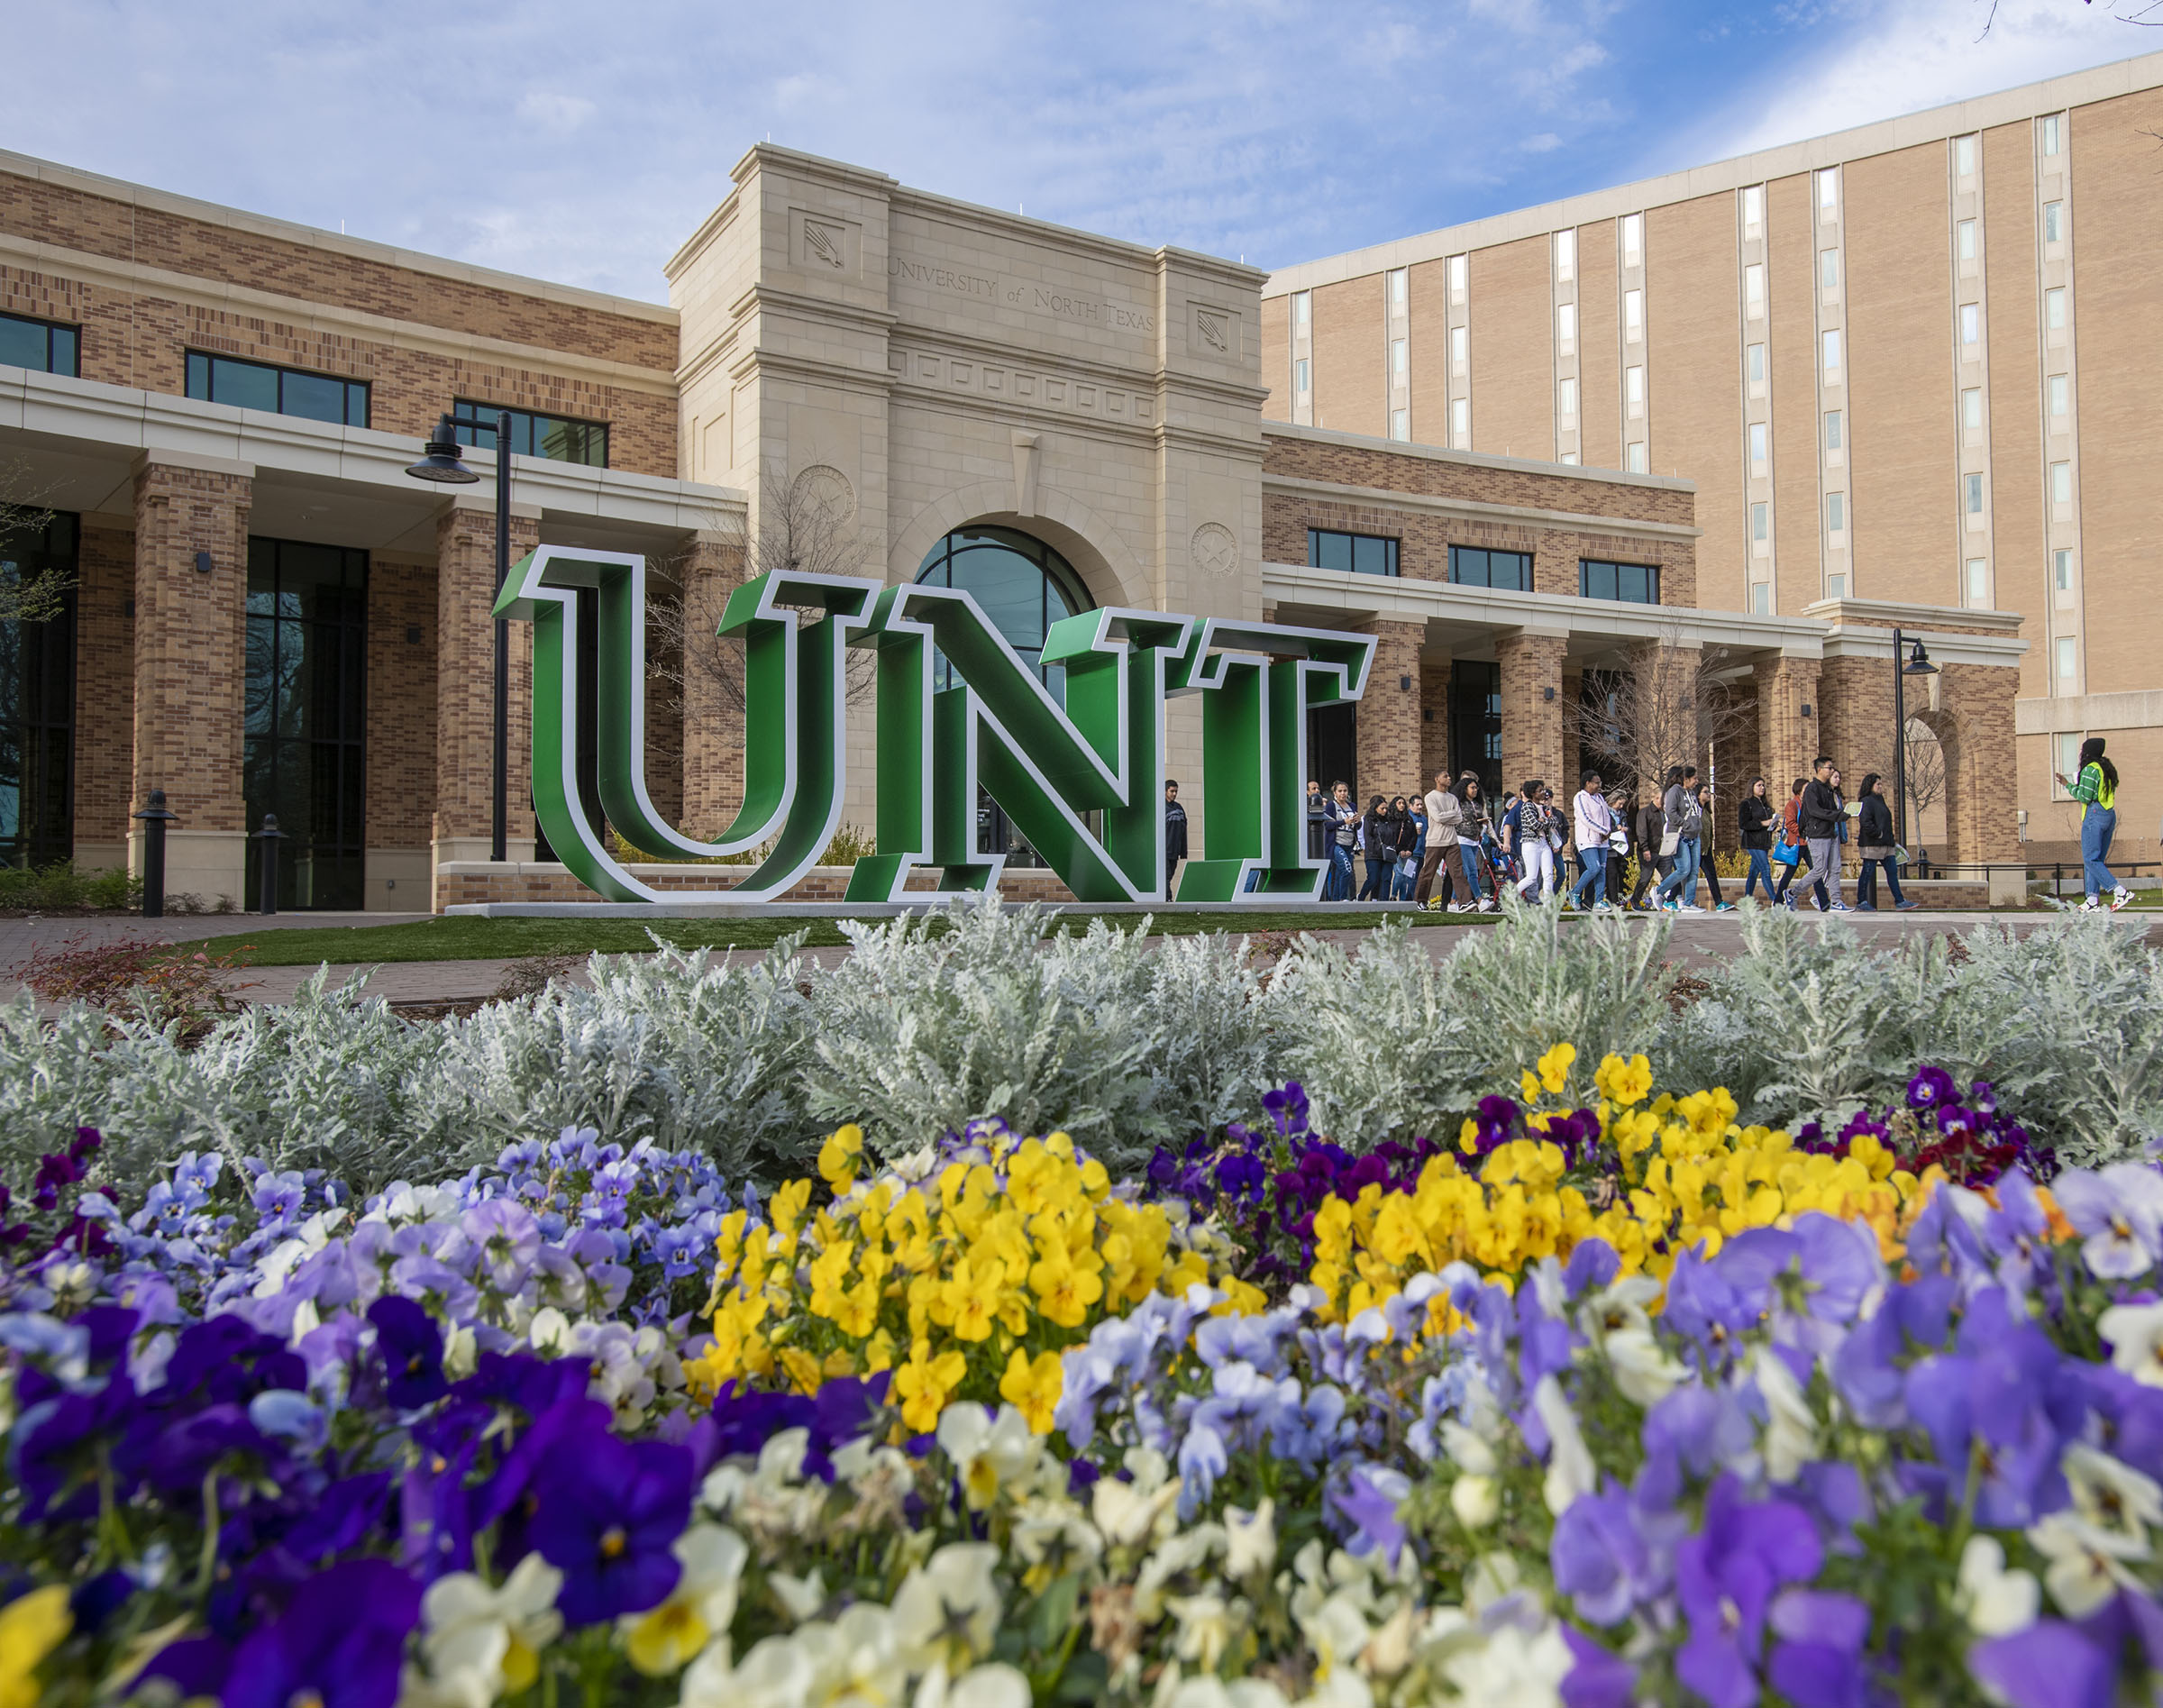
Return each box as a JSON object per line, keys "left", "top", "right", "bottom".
{"left": 6, "top": 59, "right": 2106, "bottom": 909}
{"left": 1266, "top": 51, "right": 2163, "bottom": 871}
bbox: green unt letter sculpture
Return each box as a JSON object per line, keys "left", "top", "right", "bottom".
{"left": 496, "top": 547, "right": 1376, "bottom": 906}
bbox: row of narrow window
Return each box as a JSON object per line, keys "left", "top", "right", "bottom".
{"left": 1306, "top": 529, "right": 1659, "bottom": 604}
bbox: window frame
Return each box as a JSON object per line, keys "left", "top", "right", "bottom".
{"left": 186, "top": 350, "right": 370, "bottom": 427}
{"left": 0, "top": 310, "right": 79, "bottom": 378}
{"left": 1448, "top": 544, "right": 1532, "bottom": 591}
{"left": 1578, "top": 557, "right": 1659, "bottom": 604}
{"left": 1308, "top": 528, "right": 1401, "bottom": 579}
{"left": 451, "top": 398, "right": 609, "bottom": 469}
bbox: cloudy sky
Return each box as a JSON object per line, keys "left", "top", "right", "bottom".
{"left": 7, "top": 0, "right": 2158, "bottom": 299}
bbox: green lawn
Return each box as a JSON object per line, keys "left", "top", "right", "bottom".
{"left": 194, "top": 907, "right": 1477, "bottom": 967}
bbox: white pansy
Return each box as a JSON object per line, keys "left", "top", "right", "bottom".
{"left": 1011, "top": 1495, "right": 1102, "bottom": 1577}
{"left": 1226, "top": 1499, "right": 1277, "bottom": 1578}
{"left": 769, "top": 1567, "right": 826, "bottom": 1625}
{"left": 2028, "top": 1511, "right": 2149, "bottom": 1618}
{"left": 408, "top": 1552, "right": 563, "bottom": 1708}
{"left": 1136, "top": 1524, "right": 1228, "bottom": 1620}
{"left": 1450, "top": 1475, "right": 1501, "bottom": 1530}
{"left": 937, "top": 1402, "right": 1043, "bottom": 1509}
{"left": 1533, "top": 1376, "right": 1595, "bottom": 1516}
{"left": 1167, "top": 1592, "right": 1236, "bottom": 1670}
{"left": 893, "top": 1543, "right": 1002, "bottom": 1667}
{"left": 1606, "top": 1326, "right": 1691, "bottom": 1410}
{"left": 526, "top": 1306, "right": 572, "bottom": 1356}
{"left": 2098, "top": 1301, "right": 2163, "bottom": 1388}
{"left": 1296, "top": 1589, "right": 1374, "bottom": 1684}
{"left": 1750, "top": 1346, "right": 1820, "bottom": 1483}
{"left": 1441, "top": 1421, "right": 1498, "bottom": 1477}
{"left": 621, "top": 1524, "right": 750, "bottom": 1676}
{"left": 1956, "top": 1535, "right": 2040, "bottom": 1636}
{"left": 1576, "top": 1275, "right": 1660, "bottom": 1347}
{"left": 1094, "top": 1473, "right": 1182, "bottom": 1549}
{"left": 796, "top": 1602, "right": 908, "bottom": 1707}
{"left": 1438, "top": 1621, "right": 1573, "bottom": 1708}
{"left": 680, "top": 1631, "right": 815, "bottom": 1708}
{"left": 1165, "top": 1676, "right": 1291, "bottom": 1708}
{"left": 2065, "top": 1443, "right": 2163, "bottom": 1546}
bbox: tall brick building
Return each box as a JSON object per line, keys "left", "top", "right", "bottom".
{"left": 1266, "top": 52, "right": 2162, "bottom": 870}
{"left": 0, "top": 131, "right": 2026, "bottom": 910}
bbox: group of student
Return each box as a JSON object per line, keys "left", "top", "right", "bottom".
{"left": 1302, "top": 755, "right": 1940, "bottom": 913}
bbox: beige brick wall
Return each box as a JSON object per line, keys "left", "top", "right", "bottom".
{"left": 1407, "top": 257, "right": 1452, "bottom": 449}
{"left": 1845, "top": 142, "right": 1957, "bottom": 607}
{"left": 1419, "top": 658, "right": 1451, "bottom": 784}
{"left": 1259, "top": 291, "right": 1290, "bottom": 424}
{"left": 1753, "top": 653, "right": 1821, "bottom": 799}
{"left": 1647, "top": 192, "right": 1745, "bottom": 609}
{"left": 676, "top": 534, "right": 748, "bottom": 842}
{"left": 432, "top": 506, "right": 538, "bottom": 853}
{"left": 366, "top": 555, "right": 437, "bottom": 853}
{"left": 0, "top": 170, "right": 676, "bottom": 370}
{"left": 1767, "top": 173, "right": 1822, "bottom": 614}
{"left": 2069, "top": 86, "right": 2163, "bottom": 700}
{"left": 1577, "top": 218, "right": 1620, "bottom": 470}
{"left": 1468, "top": 235, "right": 1552, "bottom": 460}
{"left": 1354, "top": 618, "right": 1426, "bottom": 803}
{"left": 1982, "top": 122, "right": 2049, "bottom": 700}
{"left": 131, "top": 464, "right": 247, "bottom": 830}
{"left": 1311, "top": 273, "right": 1386, "bottom": 437}
{"left": 1495, "top": 631, "right": 1566, "bottom": 793}
{"left": 1262, "top": 432, "right": 1693, "bottom": 527}
{"left": 73, "top": 523, "right": 134, "bottom": 856}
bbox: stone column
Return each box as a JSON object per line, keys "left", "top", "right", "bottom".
{"left": 677, "top": 529, "right": 748, "bottom": 840}
{"left": 1560, "top": 670, "right": 1583, "bottom": 797}
{"left": 432, "top": 496, "right": 541, "bottom": 875}
{"left": 1753, "top": 651, "right": 1821, "bottom": 798}
{"left": 72, "top": 523, "right": 137, "bottom": 874}
{"left": 1419, "top": 657, "right": 1451, "bottom": 787}
{"left": 1355, "top": 618, "right": 1426, "bottom": 803}
{"left": 1495, "top": 630, "right": 1567, "bottom": 794}
{"left": 1938, "top": 662, "right": 2019, "bottom": 863}
{"left": 130, "top": 457, "right": 251, "bottom": 907}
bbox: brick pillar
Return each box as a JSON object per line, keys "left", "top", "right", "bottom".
{"left": 1753, "top": 652, "right": 1821, "bottom": 799}
{"left": 73, "top": 524, "right": 136, "bottom": 872}
{"left": 432, "top": 498, "right": 540, "bottom": 878}
{"left": 1496, "top": 630, "right": 1566, "bottom": 794}
{"left": 1937, "top": 662, "right": 2019, "bottom": 863}
{"left": 1560, "top": 670, "right": 1583, "bottom": 798}
{"left": 678, "top": 530, "right": 748, "bottom": 840}
{"left": 1419, "top": 657, "right": 1451, "bottom": 788}
{"left": 130, "top": 459, "right": 250, "bottom": 907}
{"left": 364, "top": 556, "right": 438, "bottom": 907}
{"left": 1813, "top": 655, "right": 1882, "bottom": 799}
{"left": 1355, "top": 618, "right": 1425, "bottom": 805}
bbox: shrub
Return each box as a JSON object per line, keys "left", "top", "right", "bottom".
{"left": 0, "top": 859, "right": 140, "bottom": 912}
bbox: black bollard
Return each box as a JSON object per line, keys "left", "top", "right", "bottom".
{"left": 132, "top": 790, "right": 178, "bottom": 919}
{"left": 254, "top": 813, "right": 284, "bottom": 915}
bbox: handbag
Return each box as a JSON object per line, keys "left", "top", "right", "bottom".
{"left": 1773, "top": 836, "right": 1802, "bottom": 866}
{"left": 1658, "top": 829, "right": 1681, "bottom": 857}
{"left": 1607, "top": 828, "right": 1629, "bottom": 854}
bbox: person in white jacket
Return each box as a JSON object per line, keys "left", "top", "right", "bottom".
{"left": 1569, "top": 769, "right": 1617, "bottom": 910}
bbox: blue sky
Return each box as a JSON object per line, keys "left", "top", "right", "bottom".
{"left": 5, "top": 1, "right": 2158, "bottom": 300}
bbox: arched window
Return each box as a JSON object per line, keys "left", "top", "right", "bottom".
{"left": 914, "top": 526, "right": 1092, "bottom": 699}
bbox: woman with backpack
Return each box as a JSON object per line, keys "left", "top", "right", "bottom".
{"left": 2056, "top": 736, "right": 2132, "bottom": 911}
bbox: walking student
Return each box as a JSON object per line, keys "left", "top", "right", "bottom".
{"left": 1772, "top": 778, "right": 1809, "bottom": 905}
{"left": 1629, "top": 789, "right": 1666, "bottom": 910}
{"left": 1604, "top": 787, "right": 1634, "bottom": 906}
{"left": 2056, "top": 736, "right": 2132, "bottom": 911}
{"left": 1852, "top": 772, "right": 1920, "bottom": 911}
{"left": 1570, "top": 769, "right": 1616, "bottom": 910}
{"left": 1324, "top": 781, "right": 1357, "bottom": 900}
{"left": 1414, "top": 769, "right": 1462, "bottom": 909}
{"left": 1396, "top": 791, "right": 1428, "bottom": 901}
{"left": 1654, "top": 764, "right": 1704, "bottom": 913}
{"left": 1453, "top": 773, "right": 1494, "bottom": 911}
{"left": 1693, "top": 781, "right": 1734, "bottom": 912}
{"left": 1739, "top": 776, "right": 1777, "bottom": 903}
{"left": 1356, "top": 794, "right": 1394, "bottom": 900}
{"left": 1164, "top": 780, "right": 1188, "bottom": 888}
{"left": 1514, "top": 780, "right": 1559, "bottom": 902}
{"left": 1793, "top": 756, "right": 1849, "bottom": 912}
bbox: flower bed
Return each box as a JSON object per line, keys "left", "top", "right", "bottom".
{"left": 4, "top": 1038, "right": 2153, "bottom": 1708}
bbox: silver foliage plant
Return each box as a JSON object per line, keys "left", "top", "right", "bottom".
{"left": 3, "top": 898, "right": 2159, "bottom": 1193}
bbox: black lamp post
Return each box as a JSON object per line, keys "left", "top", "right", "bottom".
{"left": 406, "top": 411, "right": 511, "bottom": 864}
{"left": 1891, "top": 628, "right": 1940, "bottom": 851}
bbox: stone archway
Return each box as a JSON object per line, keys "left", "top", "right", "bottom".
{"left": 889, "top": 484, "right": 1147, "bottom": 612}
{"left": 1900, "top": 713, "right": 1952, "bottom": 861}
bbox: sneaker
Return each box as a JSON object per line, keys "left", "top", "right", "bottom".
{"left": 1783, "top": 894, "right": 1798, "bottom": 911}
{"left": 2113, "top": 888, "right": 2135, "bottom": 911}
{"left": 1829, "top": 902, "right": 1854, "bottom": 912}
{"left": 1895, "top": 900, "right": 1921, "bottom": 911}
{"left": 1854, "top": 902, "right": 1877, "bottom": 912}
{"left": 1714, "top": 903, "right": 1737, "bottom": 913}
{"left": 1675, "top": 903, "right": 1706, "bottom": 914}
{"left": 2079, "top": 898, "right": 2103, "bottom": 912}
{"left": 1482, "top": 897, "right": 1499, "bottom": 913}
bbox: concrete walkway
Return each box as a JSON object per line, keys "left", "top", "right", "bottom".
{"left": 4, "top": 908, "right": 2156, "bottom": 1014}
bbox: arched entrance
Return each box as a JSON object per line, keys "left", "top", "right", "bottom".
{"left": 914, "top": 525, "right": 1096, "bottom": 864}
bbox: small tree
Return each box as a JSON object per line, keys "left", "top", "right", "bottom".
{"left": 1569, "top": 625, "right": 1754, "bottom": 805}
{"left": 1901, "top": 717, "right": 1947, "bottom": 843}
{"left": 645, "top": 466, "right": 876, "bottom": 717}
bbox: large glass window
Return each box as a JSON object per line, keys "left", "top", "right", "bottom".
{"left": 1308, "top": 530, "right": 1399, "bottom": 577}
{"left": 1580, "top": 558, "right": 1660, "bottom": 604}
{"left": 914, "top": 525, "right": 1092, "bottom": 699}
{"left": 0, "top": 513, "right": 78, "bottom": 867}
{"left": 452, "top": 400, "right": 609, "bottom": 468}
{"left": 1448, "top": 545, "right": 1532, "bottom": 590}
{"left": 244, "top": 539, "right": 367, "bottom": 909}
{"left": 0, "top": 312, "right": 78, "bottom": 377}
{"left": 187, "top": 352, "right": 369, "bottom": 426}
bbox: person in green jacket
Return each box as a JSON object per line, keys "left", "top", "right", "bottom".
{"left": 2054, "top": 735, "right": 2131, "bottom": 912}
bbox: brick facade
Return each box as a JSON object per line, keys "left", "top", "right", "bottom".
{"left": 366, "top": 555, "right": 438, "bottom": 854}
{"left": 1753, "top": 653, "right": 1821, "bottom": 801}
{"left": 1496, "top": 632, "right": 1567, "bottom": 794}
{"left": 675, "top": 534, "right": 748, "bottom": 842}
{"left": 1354, "top": 619, "right": 1426, "bottom": 804}
{"left": 431, "top": 506, "right": 539, "bottom": 863}
{"left": 72, "top": 523, "right": 134, "bottom": 859}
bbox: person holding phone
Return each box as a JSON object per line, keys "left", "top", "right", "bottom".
{"left": 2056, "top": 736, "right": 2131, "bottom": 911}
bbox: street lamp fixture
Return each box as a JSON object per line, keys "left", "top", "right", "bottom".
{"left": 406, "top": 410, "right": 513, "bottom": 864}
{"left": 1891, "top": 628, "right": 1940, "bottom": 854}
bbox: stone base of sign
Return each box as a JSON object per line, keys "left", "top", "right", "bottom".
{"left": 433, "top": 860, "right": 1085, "bottom": 913}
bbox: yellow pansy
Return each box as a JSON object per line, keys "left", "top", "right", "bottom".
{"left": 999, "top": 1347, "right": 1065, "bottom": 1433}
{"left": 0, "top": 1585, "right": 70, "bottom": 1708}
{"left": 894, "top": 1338, "right": 969, "bottom": 1431}
{"left": 1537, "top": 1042, "right": 1577, "bottom": 1095}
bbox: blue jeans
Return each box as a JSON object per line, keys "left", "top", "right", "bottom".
{"left": 1572, "top": 845, "right": 1608, "bottom": 907}
{"left": 1458, "top": 844, "right": 1485, "bottom": 900}
{"left": 1328, "top": 845, "right": 1355, "bottom": 900}
{"left": 1392, "top": 854, "right": 1419, "bottom": 900}
{"left": 1657, "top": 838, "right": 1702, "bottom": 905}
{"left": 1743, "top": 847, "right": 1776, "bottom": 900}
{"left": 1357, "top": 854, "right": 1391, "bottom": 900}
{"left": 1856, "top": 858, "right": 1906, "bottom": 907}
{"left": 2083, "top": 806, "right": 2121, "bottom": 900}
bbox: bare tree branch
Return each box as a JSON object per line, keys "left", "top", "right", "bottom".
{"left": 1567, "top": 626, "right": 1755, "bottom": 803}
{"left": 644, "top": 465, "right": 878, "bottom": 717}
{"left": 0, "top": 461, "right": 74, "bottom": 626}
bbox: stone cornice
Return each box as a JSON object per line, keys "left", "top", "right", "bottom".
{"left": 1263, "top": 472, "right": 1702, "bottom": 543}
